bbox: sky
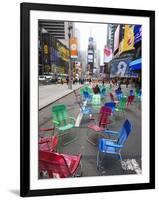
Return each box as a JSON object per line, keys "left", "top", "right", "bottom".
{"left": 75, "top": 22, "right": 107, "bottom": 65}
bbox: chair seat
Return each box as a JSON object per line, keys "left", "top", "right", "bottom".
{"left": 88, "top": 124, "right": 105, "bottom": 132}
{"left": 62, "top": 154, "right": 82, "bottom": 174}
{"left": 99, "top": 138, "right": 117, "bottom": 154}
{"left": 82, "top": 107, "right": 91, "bottom": 115}
{"left": 58, "top": 123, "right": 74, "bottom": 131}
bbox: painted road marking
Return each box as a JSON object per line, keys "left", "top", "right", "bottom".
{"left": 75, "top": 101, "right": 87, "bottom": 127}
{"left": 121, "top": 159, "right": 142, "bottom": 174}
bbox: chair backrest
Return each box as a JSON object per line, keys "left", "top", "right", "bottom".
{"left": 85, "top": 86, "right": 93, "bottom": 94}
{"left": 110, "top": 93, "right": 115, "bottom": 102}
{"left": 117, "top": 120, "right": 132, "bottom": 146}
{"left": 98, "top": 106, "right": 112, "bottom": 127}
{"left": 92, "top": 94, "right": 101, "bottom": 105}
{"left": 52, "top": 104, "right": 67, "bottom": 126}
{"left": 39, "top": 135, "right": 58, "bottom": 152}
{"left": 127, "top": 95, "right": 135, "bottom": 104}
{"left": 39, "top": 150, "right": 70, "bottom": 178}
{"left": 118, "top": 96, "right": 127, "bottom": 109}
{"left": 129, "top": 89, "right": 134, "bottom": 96}
{"left": 104, "top": 102, "right": 116, "bottom": 112}
{"left": 116, "top": 91, "right": 123, "bottom": 101}
{"left": 83, "top": 91, "right": 91, "bottom": 100}
{"left": 100, "top": 87, "right": 106, "bottom": 96}
{"left": 80, "top": 87, "right": 84, "bottom": 95}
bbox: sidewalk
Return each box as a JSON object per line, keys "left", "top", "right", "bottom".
{"left": 39, "top": 83, "right": 82, "bottom": 110}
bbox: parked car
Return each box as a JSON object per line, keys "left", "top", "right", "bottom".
{"left": 39, "top": 75, "right": 46, "bottom": 81}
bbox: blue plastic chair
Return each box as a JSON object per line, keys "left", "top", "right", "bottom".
{"left": 104, "top": 102, "right": 116, "bottom": 113}
{"left": 129, "top": 89, "right": 134, "bottom": 96}
{"left": 115, "top": 90, "right": 123, "bottom": 101}
{"left": 83, "top": 91, "right": 92, "bottom": 102}
{"left": 97, "top": 119, "right": 132, "bottom": 169}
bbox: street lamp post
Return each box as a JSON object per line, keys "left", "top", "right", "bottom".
{"left": 68, "top": 23, "right": 72, "bottom": 90}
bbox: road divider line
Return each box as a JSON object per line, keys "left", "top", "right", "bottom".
{"left": 75, "top": 100, "right": 87, "bottom": 127}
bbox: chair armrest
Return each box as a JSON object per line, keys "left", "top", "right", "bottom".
{"left": 39, "top": 127, "right": 54, "bottom": 132}
{"left": 106, "top": 143, "right": 123, "bottom": 148}
{"left": 53, "top": 120, "right": 60, "bottom": 126}
{"left": 103, "top": 130, "right": 119, "bottom": 135}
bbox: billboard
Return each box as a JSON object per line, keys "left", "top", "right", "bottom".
{"left": 114, "top": 25, "right": 120, "bottom": 53}
{"left": 119, "top": 25, "right": 134, "bottom": 54}
{"left": 70, "top": 37, "right": 78, "bottom": 58}
{"left": 110, "top": 57, "right": 133, "bottom": 77}
{"left": 104, "top": 46, "right": 112, "bottom": 63}
{"left": 56, "top": 41, "right": 69, "bottom": 62}
{"left": 88, "top": 54, "right": 93, "bottom": 63}
{"left": 134, "top": 25, "right": 142, "bottom": 45}
{"left": 42, "top": 33, "right": 50, "bottom": 66}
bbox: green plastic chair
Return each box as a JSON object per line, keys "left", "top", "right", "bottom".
{"left": 115, "top": 96, "right": 127, "bottom": 117}
{"left": 52, "top": 104, "right": 76, "bottom": 146}
{"left": 80, "top": 87, "right": 85, "bottom": 95}
{"left": 84, "top": 86, "right": 93, "bottom": 95}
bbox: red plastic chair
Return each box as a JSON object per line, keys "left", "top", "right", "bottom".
{"left": 98, "top": 106, "right": 112, "bottom": 128}
{"left": 39, "top": 150, "right": 82, "bottom": 178}
{"left": 39, "top": 135, "right": 58, "bottom": 152}
{"left": 87, "top": 106, "right": 112, "bottom": 145}
{"left": 88, "top": 106, "right": 112, "bottom": 131}
{"left": 127, "top": 95, "right": 135, "bottom": 106}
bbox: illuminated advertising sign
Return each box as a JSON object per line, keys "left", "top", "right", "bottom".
{"left": 70, "top": 37, "right": 78, "bottom": 58}
{"left": 134, "top": 25, "right": 142, "bottom": 45}
{"left": 88, "top": 54, "right": 93, "bottom": 63}
{"left": 104, "top": 46, "right": 112, "bottom": 63}
{"left": 123, "top": 25, "right": 134, "bottom": 51}
{"left": 56, "top": 41, "right": 69, "bottom": 62}
{"left": 110, "top": 57, "right": 133, "bottom": 77}
{"left": 118, "top": 25, "right": 135, "bottom": 54}
{"left": 114, "top": 25, "right": 120, "bottom": 53}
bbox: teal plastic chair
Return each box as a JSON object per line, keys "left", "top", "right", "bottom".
{"left": 52, "top": 104, "right": 76, "bottom": 146}
{"left": 92, "top": 94, "right": 101, "bottom": 105}
{"left": 135, "top": 89, "right": 142, "bottom": 102}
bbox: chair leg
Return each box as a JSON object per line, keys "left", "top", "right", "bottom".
{"left": 74, "top": 161, "right": 82, "bottom": 177}
{"left": 97, "top": 150, "right": 100, "bottom": 170}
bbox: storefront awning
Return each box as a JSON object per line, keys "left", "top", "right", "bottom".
{"left": 129, "top": 58, "right": 141, "bottom": 70}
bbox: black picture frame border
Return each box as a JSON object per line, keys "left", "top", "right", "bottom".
{"left": 20, "top": 2, "right": 155, "bottom": 197}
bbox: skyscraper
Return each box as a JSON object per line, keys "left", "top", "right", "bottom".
{"left": 106, "top": 24, "right": 118, "bottom": 51}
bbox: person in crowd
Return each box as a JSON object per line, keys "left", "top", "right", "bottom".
{"left": 66, "top": 77, "right": 69, "bottom": 85}
{"left": 102, "top": 79, "right": 105, "bottom": 86}
{"left": 126, "top": 79, "right": 129, "bottom": 88}
{"left": 89, "top": 78, "right": 92, "bottom": 84}
{"left": 61, "top": 78, "right": 63, "bottom": 85}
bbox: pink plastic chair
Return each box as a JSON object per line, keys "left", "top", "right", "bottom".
{"left": 39, "top": 150, "right": 82, "bottom": 178}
